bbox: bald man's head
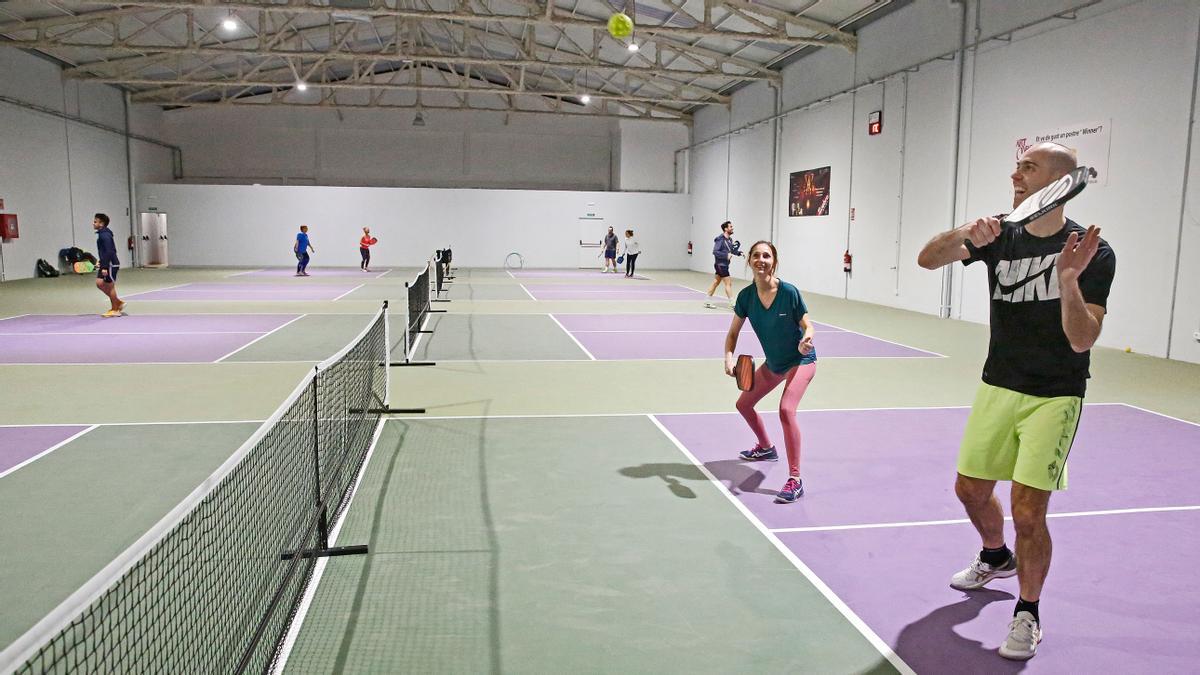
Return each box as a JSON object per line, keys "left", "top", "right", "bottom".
{"left": 1025, "top": 142, "right": 1077, "bottom": 178}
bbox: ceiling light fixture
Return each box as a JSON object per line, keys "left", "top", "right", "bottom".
{"left": 580, "top": 95, "right": 591, "bottom": 104}
{"left": 221, "top": 16, "right": 237, "bottom": 31}
{"left": 627, "top": 43, "right": 639, "bottom": 52}
{"left": 296, "top": 81, "right": 308, "bottom": 91}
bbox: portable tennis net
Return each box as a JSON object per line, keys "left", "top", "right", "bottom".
{"left": 0, "top": 303, "right": 392, "bottom": 675}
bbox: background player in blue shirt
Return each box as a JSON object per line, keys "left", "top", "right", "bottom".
{"left": 93, "top": 213, "right": 125, "bottom": 317}
{"left": 294, "top": 225, "right": 315, "bottom": 276}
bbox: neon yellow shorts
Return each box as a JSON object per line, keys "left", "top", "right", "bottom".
{"left": 957, "top": 383, "right": 1082, "bottom": 491}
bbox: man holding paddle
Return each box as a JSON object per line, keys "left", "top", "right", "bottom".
{"left": 918, "top": 142, "right": 1115, "bottom": 661}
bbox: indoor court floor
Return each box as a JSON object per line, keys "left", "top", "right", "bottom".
{"left": 1, "top": 264, "right": 1197, "bottom": 674}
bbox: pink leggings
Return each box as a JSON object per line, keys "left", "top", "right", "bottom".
{"left": 735, "top": 362, "right": 817, "bottom": 477}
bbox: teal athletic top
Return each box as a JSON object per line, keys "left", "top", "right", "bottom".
{"left": 734, "top": 280, "right": 816, "bottom": 374}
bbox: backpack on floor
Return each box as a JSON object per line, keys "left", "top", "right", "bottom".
{"left": 36, "top": 259, "right": 60, "bottom": 278}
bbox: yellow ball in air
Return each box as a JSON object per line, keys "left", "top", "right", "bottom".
{"left": 608, "top": 12, "right": 634, "bottom": 39}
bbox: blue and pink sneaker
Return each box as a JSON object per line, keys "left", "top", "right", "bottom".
{"left": 739, "top": 445, "right": 778, "bottom": 461}
{"left": 775, "top": 477, "right": 804, "bottom": 503}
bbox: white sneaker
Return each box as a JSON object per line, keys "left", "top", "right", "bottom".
{"left": 949, "top": 553, "right": 1017, "bottom": 590}
{"left": 998, "top": 611, "right": 1041, "bottom": 660}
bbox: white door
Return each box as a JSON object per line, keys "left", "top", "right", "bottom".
{"left": 578, "top": 217, "right": 605, "bottom": 268}
{"left": 139, "top": 213, "right": 169, "bottom": 267}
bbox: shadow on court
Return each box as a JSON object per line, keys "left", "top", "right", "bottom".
{"left": 617, "top": 462, "right": 705, "bottom": 499}
{"left": 882, "top": 589, "right": 1025, "bottom": 675}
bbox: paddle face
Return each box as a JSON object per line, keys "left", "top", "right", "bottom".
{"left": 1002, "top": 166, "right": 1090, "bottom": 226}
{"left": 734, "top": 354, "right": 755, "bottom": 392}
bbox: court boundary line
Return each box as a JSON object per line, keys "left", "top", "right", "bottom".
{"left": 122, "top": 282, "right": 192, "bottom": 298}
{"left": 516, "top": 283, "right": 537, "bottom": 301}
{"left": 0, "top": 420, "right": 263, "bottom": 428}
{"left": 0, "top": 425, "right": 99, "bottom": 480}
{"left": 646, "top": 414, "right": 916, "bottom": 675}
{"left": 546, "top": 314, "right": 596, "bottom": 360}
{"left": 0, "top": 314, "right": 31, "bottom": 322}
{"left": 0, "top": 360, "right": 323, "bottom": 366}
{"left": 272, "top": 417, "right": 388, "bottom": 675}
{"left": 331, "top": 284, "right": 366, "bottom": 302}
{"left": 769, "top": 505, "right": 1200, "bottom": 533}
{"left": 810, "top": 319, "right": 946, "bottom": 358}
{"left": 225, "top": 269, "right": 264, "bottom": 277}
{"left": 0, "top": 331, "right": 268, "bottom": 336}
{"left": 213, "top": 314, "right": 309, "bottom": 363}
{"left": 1, "top": 403, "right": 1176, "bottom": 428}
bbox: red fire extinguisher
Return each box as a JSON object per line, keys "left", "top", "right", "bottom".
{"left": 687, "top": 241, "right": 693, "bottom": 255}
{"left": 843, "top": 250, "right": 852, "bottom": 274}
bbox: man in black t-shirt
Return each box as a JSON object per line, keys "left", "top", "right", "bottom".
{"left": 917, "top": 142, "right": 1116, "bottom": 661}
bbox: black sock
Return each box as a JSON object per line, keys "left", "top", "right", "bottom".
{"left": 1015, "top": 598, "right": 1039, "bottom": 623}
{"left": 979, "top": 544, "right": 1012, "bottom": 567}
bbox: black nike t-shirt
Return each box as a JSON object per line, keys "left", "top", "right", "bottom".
{"left": 963, "top": 218, "right": 1116, "bottom": 398}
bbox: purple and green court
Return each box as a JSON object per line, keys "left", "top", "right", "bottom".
{"left": 230, "top": 268, "right": 391, "bottom": 278}
{"left": 0, "top": 314, "right": 301, "bottom": 364}
{"left": 655, "top": 404, "right": 1200, "bottom": 673}
{"left": 523, "top": 283, "right": 706, "bottom": 301}
{"left": 508, "top": 269, "right": 651, "bottom": 280}
{"left": 128, "top": 282, "right": 361, "bottom": 302}
{"left": 552, "top": 313, "right": 939, "bottom": 359}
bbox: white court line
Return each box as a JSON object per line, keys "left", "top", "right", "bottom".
{"left": 811, "top": 319, "right": 945, "bottom": 358}
{"left": 212, "top": 314, "right": 309, "bottom": 363}
{"left": 770, "top": 505, "right": 1200, "bottom": 534}
{"left": 272, "top": 418, "right": 387, "bottom": 675}
{"left": 121, "top": 282, "right": 192, "bottom": 298}
{"left": 0, "top": 314, "right": 31, "bottom": 322}
{"left": 404, "top": 311, "right": 433, "bottom": 362}
{"left": 0, "top": 420, "right": 262, "bottom": 428}
{"left": 330, "top": 284, "right": 365, "bottom": 302}
{"left": 646, "top": 414, "right": 915, "bottom": 675}
{"left": 225, "top": 269, "right": 264, "bottom": 277}
{"left": 0, "top": 331, "right": 266, "bottom": 336}
{"left": 375, "top": 401, "right": 1154, "bottom": 420}
{"left": 517, "top": 283, "right": 537, "bottom": 301}
{"left": 0, "top": 359, "right": 322, "bottom": 366}
{"left": 0, "top": 425, "right": 99, "bottom": 480}
{"left": 1105, "top": 402, "right": 1200, "bottom": 428}
{"left": 505, "top": 269, "right": 516, "bottom": 279}
{"left": 547, "top": 314, "right": 596, "bottom": 360}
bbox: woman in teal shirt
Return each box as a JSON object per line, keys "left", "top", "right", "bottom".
{"left": 723, "top": 241, "right": 817, "bottom": 503}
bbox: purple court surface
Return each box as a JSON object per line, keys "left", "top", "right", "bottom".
{"left": 128, "top": 282, "right": 361, "bottom": 302}
{"left": 0, "top": 314, "right": 300, "bottom": 364}
{"left": 509, "top": 269, "right": 651, "bottom": 280}
{"left": 231, "top": 268, "right": 390, "bottom": 278}
{"left": 552, "top": 313, "right": 938, "bottom": 359}
{"left": 523, "top": 283, "right": 705, "bottom": 301}
{"left": 655, "top": 404, "right": 1200, "bottom": 673}
{"left": 0, "top": 425, "right": 92, "bottom": 476}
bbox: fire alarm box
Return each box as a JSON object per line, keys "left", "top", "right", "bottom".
{"left": 0, "top": 214, "right": 18, "bottom": 239}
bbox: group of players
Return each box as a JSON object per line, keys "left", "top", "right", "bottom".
{"left": 85, "top": 141, "right": 1111, "bottom": 661}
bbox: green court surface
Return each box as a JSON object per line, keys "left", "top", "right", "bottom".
{"left": 283, "top": 416, "right": 894, "bottom": 674}
{"left": 2, "top": 266, "right": 1198, "bottom": 673}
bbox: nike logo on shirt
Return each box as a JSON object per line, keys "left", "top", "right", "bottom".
{"left": 993, "top": 254, "right": 1060, "bottom": 303}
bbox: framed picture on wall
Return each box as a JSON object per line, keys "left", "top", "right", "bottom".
{"left": 789, "top": 166, "right": 830, "bottom": 217}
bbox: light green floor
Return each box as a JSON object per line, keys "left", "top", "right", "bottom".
{"left": 1, "top": 266, "right": 1197, "bottom": 673}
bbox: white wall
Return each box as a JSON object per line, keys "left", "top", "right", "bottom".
{"left": 0, "top": 49, "right": 172, "bottom": 281}
{"left": 162, "top": 101, "right": 684, "bottom": 192}
{"left": 686, "top": 0, "right": 1200, "bottom": 362}
{"left": 136, "top": 184, "right": 691, "bottom": 270}
{"left": 617, "top": 120, "right": 690, "bottom": 192}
